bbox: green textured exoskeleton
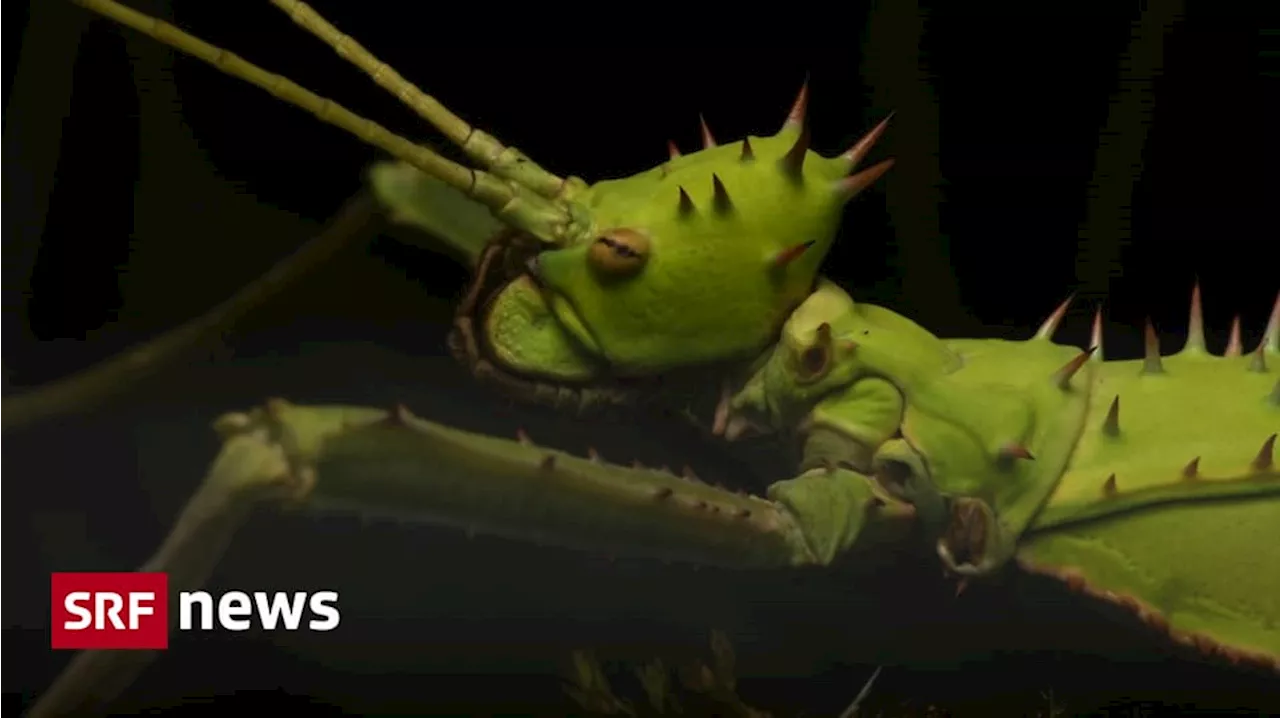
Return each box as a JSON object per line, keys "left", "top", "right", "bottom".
{"left": 722, "top": 282, "right": 1280, "bottom": 669}
{"left": 25, "top": 1, "right": 1280, "bottom": 715}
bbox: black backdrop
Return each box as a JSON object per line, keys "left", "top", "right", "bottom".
{"left": 5, "top": 1, "right": 1279, "bottom": 715}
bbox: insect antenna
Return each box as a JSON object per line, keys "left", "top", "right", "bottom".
{"left": 71, "top": 0, "right": 576, "bottom": 243}
{"left": 268, "top": 0, "right": 570, "bottom": 200}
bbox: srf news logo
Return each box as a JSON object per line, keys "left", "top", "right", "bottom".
{"left": 51, "top": 572, "right": 340, "bottom": 650}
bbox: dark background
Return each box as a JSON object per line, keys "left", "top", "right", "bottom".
{"left": 5, "top": 1, "right": 1279, "bottom": 715}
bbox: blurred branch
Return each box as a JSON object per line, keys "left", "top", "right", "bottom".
{"left": 2, "top": 194, "right": 383, "bottom": 432}
{"left": 863, "top": 0, "right": 962, "bottom": 327}
{"left": 1074, "top": 1, "right": 1186, "bottom": 299}
{"left": 3, "top": 1, "right": 89, "bottom": 352}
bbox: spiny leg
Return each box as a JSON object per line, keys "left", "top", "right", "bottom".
{"left": 29, "top": 400, "right": 915, "bottom": 716}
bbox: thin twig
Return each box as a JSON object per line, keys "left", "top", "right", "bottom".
{"left": 839, "top": 665, "right": 883, "bottom": 718}
{"left": 3, "top": 1, "right": 89, "bottom": 324}
{"left": 3, "top": 193, "right": 383, "bottom": 432}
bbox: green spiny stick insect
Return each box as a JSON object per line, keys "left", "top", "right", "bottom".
{"left": 12, "top": 1, "right": 1280, "bottom": 714}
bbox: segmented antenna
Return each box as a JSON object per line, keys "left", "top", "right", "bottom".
{"left": 71, "top": 0, "right": 576, "bottom": 244}
{"left": 267, "top": 0, "right": 567, "bottom": 200}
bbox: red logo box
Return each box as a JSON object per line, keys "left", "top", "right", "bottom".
{"left": 50, "top": 572, "right": 169, "bottom": 650}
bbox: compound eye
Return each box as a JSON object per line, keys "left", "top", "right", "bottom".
{"left": 587, "top": 229, "right": 650, "bottom": 277}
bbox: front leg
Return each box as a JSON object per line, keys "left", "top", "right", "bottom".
{"left": 29, "top": 418, "right": 307, "bottom": 718}
{"left": 30, "top": 399, "right": 915, "bottom": 717}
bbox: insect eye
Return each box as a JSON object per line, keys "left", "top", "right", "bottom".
{"left": 587, "top": 229, "right": 650, "bottom": 277}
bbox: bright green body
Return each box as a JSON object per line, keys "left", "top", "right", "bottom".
{"left": 723, "top": 281, "right": 1280, "bottom": 665}
{"left": 377, "top": 142, "right": 1280, "bottom": 666}
{"left": 1022, "top": 346, "right": 1280, "bottom": 665}
{"left": 25, "top": 4, "right": 1280, "bottom": 714}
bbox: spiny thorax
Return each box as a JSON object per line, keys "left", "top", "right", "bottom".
{"left": 1036, "top": 342, "right": 1279, "bottom": 526}
{"left": 1014, "top": 293, "right": 1280, "bottom": 669}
